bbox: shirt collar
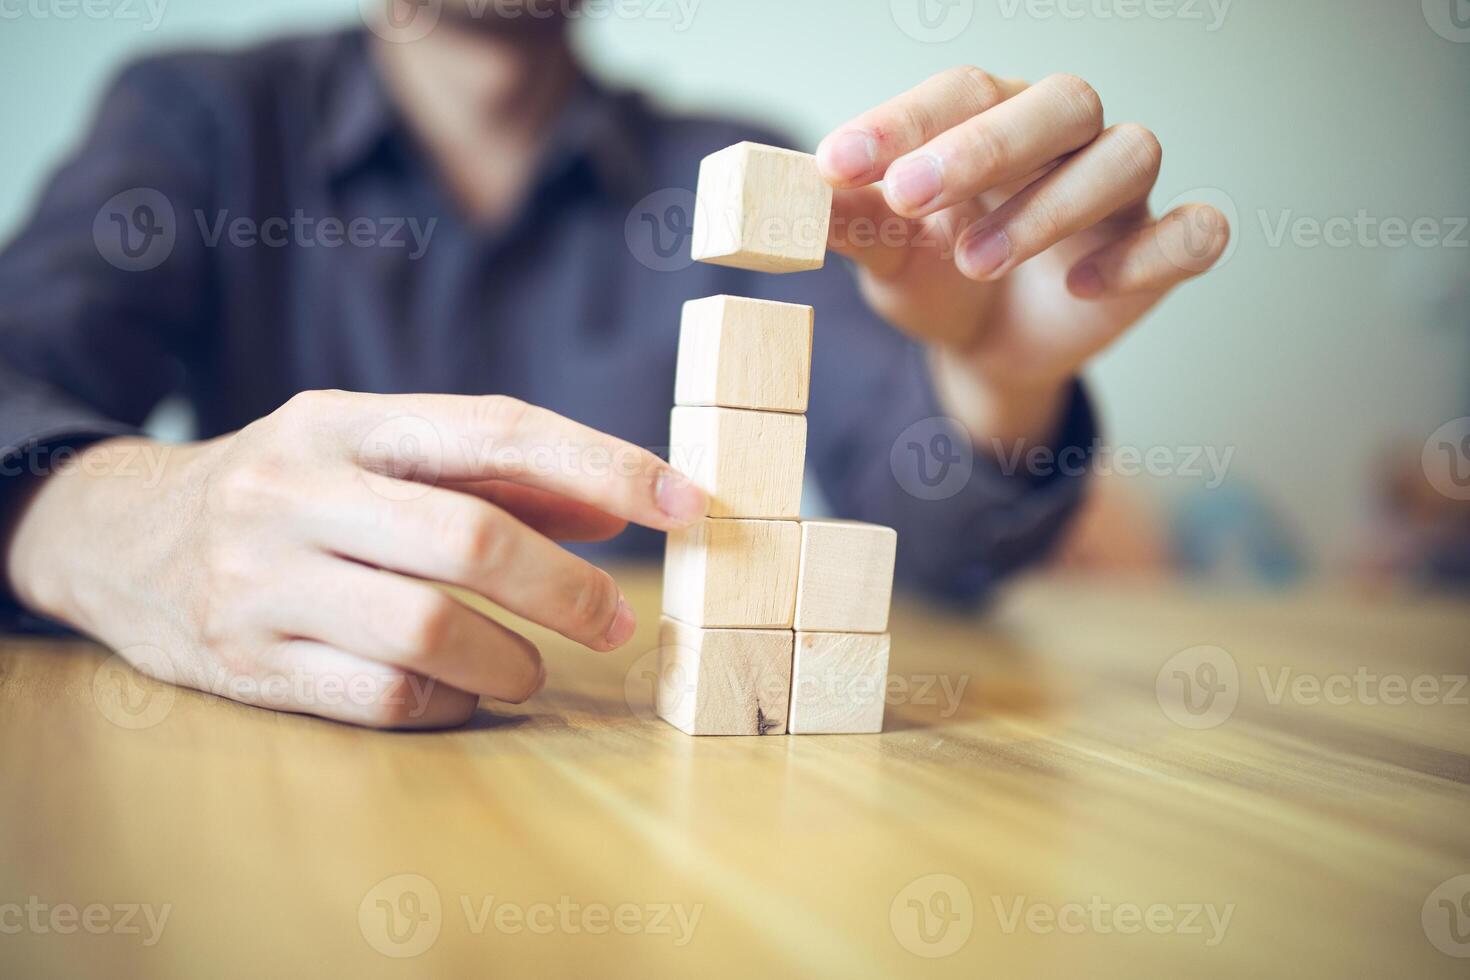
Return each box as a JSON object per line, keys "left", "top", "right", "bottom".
{"left": 317, "top": 30, "right": 652, "bottom": 204}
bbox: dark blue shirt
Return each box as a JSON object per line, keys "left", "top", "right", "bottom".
{"left": 0, "top": 29, "right": 1094, "bottom": 618}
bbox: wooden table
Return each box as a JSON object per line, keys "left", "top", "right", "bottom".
{"left": 2, "top": 569, "right": 1467, "bottom": 978}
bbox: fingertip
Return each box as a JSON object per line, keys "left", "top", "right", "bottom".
{"left": 817, "top": 129, "right": 878, "bottom": 187}
{"left": 654, "top": 469, "right": 708, "bottom": 527}
{"left": 602, "top": 596, "right": 637, "bottom": 651}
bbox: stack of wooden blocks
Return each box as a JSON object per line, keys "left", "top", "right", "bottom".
{"left": 657, "top": 142, "right": 898, "bottom": 737}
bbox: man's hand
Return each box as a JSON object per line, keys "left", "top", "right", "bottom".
{"left": 816, "top": 67, "right": 1231, "bottom": 446}
{"left": 3, "top": 391, "right": 707, "bottom": 728}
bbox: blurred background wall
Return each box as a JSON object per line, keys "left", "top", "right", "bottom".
{"left": 1, "top": 0, "right": 1467, "bottom": 581}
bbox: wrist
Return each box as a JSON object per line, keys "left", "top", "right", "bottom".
{"left": 928, "top": 347, "right": 1072, "bottom": 452}
{"left": 4, "top": 438, "right": 205, "bottom": 633}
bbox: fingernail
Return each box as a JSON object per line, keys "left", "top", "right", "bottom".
{"left": 531, "top": 660, "right": 548, "bottom": 696}
{"left": 655, "top": 470, "right": 707, "bottom": 525}
{"left": 1069, "top": 262, "right": 1104, "bottom": 298}
{"left": 603, "top": 596, "right": 636, "bottom": 649}
{"left": 819, "top": 129, "right": 877, "bottom": 183}
{"left": 961, "top": 226, "right": 1011, "bottom": 280}
{"left": 886, "top": 154, "right": 943, "bottom": 214}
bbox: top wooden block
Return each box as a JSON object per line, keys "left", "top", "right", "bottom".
{"left": 675, "top": 295, "right": 813, "bottom": 414}
{"left": 691, "top": 142, "right": 833, "bottom": 274}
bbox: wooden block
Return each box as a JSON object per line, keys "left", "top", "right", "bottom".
{"left": 662, "top": 518, "right": 801, "bottom": 628}
{"left": 675, "top": 295, "right": 813, "bottom": 414}
{"left": 794, "top": 520, "right": 897, "bottom": 633}
{"left": 691, "top": 142, "right": 833, "bottom": 274}
{"left": 669, "top": 406, "right": 806, "bottom": 520}
{"left": 788, "top": 632, "right": 891, "bottom": 735}
{"left": 656, "top": 617, "right": 792, "bottom": 736}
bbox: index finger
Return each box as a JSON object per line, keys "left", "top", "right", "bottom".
{"left": 313, "top": 391, "right": 708, "bottom": 532}
{"left": 815, "top": 67, "right": 1027, "bottom": 189}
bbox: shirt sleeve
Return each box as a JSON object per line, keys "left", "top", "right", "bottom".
{"left": 0, "top": 58, "right": 215, "bottom": 626}
{"left": 755, "top": 259, "right": 1097, "bottom": 606}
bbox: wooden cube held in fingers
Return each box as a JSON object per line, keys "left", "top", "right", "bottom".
{"left": 692, "top": 142, "right": 833, "bottom": 274}
{"left": 656, "top": 617, "right": 792, "bottom": 736}
{"left": 788, "top": 632, "right": 891, "bottom": 735}
{"left": 794, "top": 520, "right": 898, "bottom": 633}
{"left": 675, "top": 295, "right": 813, "bottom": 413}
{"left": 669, "top": 407, "right": 806, "bottom": 520}
{"left": 662, "top": 518, "right": 801, "bottom": 628}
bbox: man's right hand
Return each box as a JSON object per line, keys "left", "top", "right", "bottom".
{"left": 2, "top": 391, "right": 708, "bottom": 729}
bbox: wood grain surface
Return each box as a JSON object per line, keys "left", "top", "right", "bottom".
{"left": 1, "top": 568, "right": 1467, "bottom": 979}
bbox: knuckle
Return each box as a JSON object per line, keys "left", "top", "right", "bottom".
{"left": 281, "top": 388, "right": 345, "bottom": 421}
{"left": 1112, "top": 123, "right": 1163, "bottom": 181}
{"left": 1050, "top": 73, "right": 1104, "bottom": 128}
{"left": 951, "top": 65, "right": 1002, "bottom": 108}
{"left": 439, "top": 504, "right": 509, "bottom": 578}
{"left": 475, "top": 394, "right": 532, "bottom": 440}
{"left": 393, "top": 591, "right": 458, "bottom": 667}
{"left": 568, "top": 570, "right": 618, "bottom": 638}
{"left": 212, "top": 460, "right": 286, "bottom": 516}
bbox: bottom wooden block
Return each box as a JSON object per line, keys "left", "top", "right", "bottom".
{"left": 787, "top": 632, "right": 891, "bottom": 735}
{"left": 656, "top": 617, "right": 793, "bottom": 736}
